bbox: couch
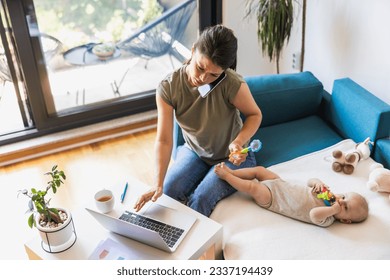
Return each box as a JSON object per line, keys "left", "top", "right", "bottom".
{"left": 173, "top": 71, "right": 390, "bottom": 259}
{"left": 239, "top": 71, "right": 389, "bottom": 168}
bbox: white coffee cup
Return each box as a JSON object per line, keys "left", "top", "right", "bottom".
{"left": 94, "top": 189, "right": 115, "bottom": 213}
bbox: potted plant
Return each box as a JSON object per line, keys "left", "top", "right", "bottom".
{"left": 245, "top": 0, "right": 295, "bottom": 73}
{"left": 18, "top": 165, "right": 76, "bottom": 253}
{"left": 92, "top": 43, "right": 116, "bottom": 59}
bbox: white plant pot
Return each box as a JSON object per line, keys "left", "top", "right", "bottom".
{"left": 35, "top": 208, "right": 77, "bottom": 253}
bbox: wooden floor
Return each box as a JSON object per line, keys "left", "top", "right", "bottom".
{"left": 0, "top": 128, "right": 157, "bottom": 259}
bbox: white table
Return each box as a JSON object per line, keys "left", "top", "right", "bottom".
{"left": 24, "top": 177, "right": 222, "bottom": 260}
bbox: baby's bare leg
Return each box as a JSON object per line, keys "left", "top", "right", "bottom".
{"left": 225, "top": 165, "right": 280, "bottom": 181}
{"left": 215, "top": 163, "right": 273, "bottom": 206}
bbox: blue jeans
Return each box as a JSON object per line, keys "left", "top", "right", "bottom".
{"left": 164, "top": 145, "right": 257, "bottom": 217}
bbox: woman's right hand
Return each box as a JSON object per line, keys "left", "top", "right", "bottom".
{"left": 133, "top": 186, "right": 163, "bottom": 212}
{"left": 228, "top": 142, "right": 247, "bottom": 166}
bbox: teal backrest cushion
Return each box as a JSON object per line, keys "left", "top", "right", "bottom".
{"left": 244, "top": 71, "right": 324, "bottom": 127}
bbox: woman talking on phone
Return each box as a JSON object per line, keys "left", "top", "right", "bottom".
{"left": 134, "top": 24, "right": 262, "bottom": 217}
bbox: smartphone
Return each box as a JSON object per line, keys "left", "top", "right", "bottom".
{"left": 197, "top": 72, "right": 226, "bottom": 98}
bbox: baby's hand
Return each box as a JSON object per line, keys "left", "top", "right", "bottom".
{"left": 311, "top": 185, "right": 321, "bottom": 194}
{"left": 311, "top": 183, "right": 326, "bottom": 194}
{"left": 331, "top": 199, "right": 342, "bottom": 214}
{"left": 308, "top": 178, "right": 326, "bottom": 192}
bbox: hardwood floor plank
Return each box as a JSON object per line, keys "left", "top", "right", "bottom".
{"left": 0, "top": 113, "right": 157, "bottom": 167}
{"left": 0, "top": 128, "right": 157, "bottom": 259}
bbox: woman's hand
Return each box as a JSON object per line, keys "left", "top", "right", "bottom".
{"left": 228, "top": 142, "right": 247, "bottom": 166}
{"left": 133, "top": 186, "right": 163, "bottom": 212}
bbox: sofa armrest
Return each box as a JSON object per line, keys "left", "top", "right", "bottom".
{"left": 373, "top": 138, "right": 390, "bottom": 169}
{"left": 329, "top": 78, "right": 390, "bottom": 143}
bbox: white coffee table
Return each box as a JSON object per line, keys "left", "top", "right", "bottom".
{"left": 24, "top": 177, "right": 222, "bottom": 260}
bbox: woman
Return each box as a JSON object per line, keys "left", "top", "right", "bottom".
{"left": 134, "top": 25, "right": 262, "bottom": 217}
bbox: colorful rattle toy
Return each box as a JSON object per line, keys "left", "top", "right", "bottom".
{"left": 230, "top": 139, "right": 262, "bottom": 159}
{"left": 316, "top": 185, "right": 336, "bottom": 206}
{"left": 241, "top": 139, "right": 262, "bottom": 154}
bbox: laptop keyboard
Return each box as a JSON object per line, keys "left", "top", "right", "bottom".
{"left": 119, "top": 211, "right": 185, "bottom": 248}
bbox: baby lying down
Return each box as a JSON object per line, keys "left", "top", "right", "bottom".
{"left": 214, "top": 163, "right": 368, "bottom": 227}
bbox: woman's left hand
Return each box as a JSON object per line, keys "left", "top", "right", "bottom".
{"left": 228, "top": 142, "right": 247, "bottom": 166}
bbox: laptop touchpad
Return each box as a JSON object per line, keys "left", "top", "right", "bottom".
{"left": 143, "top": 204, "right": 176, "bottom": 222}
{"left": 143, "top": 203, "right": 195, "bottom": 229}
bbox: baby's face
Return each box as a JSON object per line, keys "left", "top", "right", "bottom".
{"left": 334, "top": 192, "right": 366, "bottom": 223}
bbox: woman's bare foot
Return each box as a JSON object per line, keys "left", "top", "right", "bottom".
{"left": 214, "top": 162, "right": 233, "bottom": 180}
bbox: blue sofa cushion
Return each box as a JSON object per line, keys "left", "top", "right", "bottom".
{"left": 329, "top": 78, "right": 390, "bottom": 143}
{"left": 245, "top": 71, "right": 324, "bottom": 127}
{"left": 254, "top": 115, "right": 343, "bottom": 167}
{"left": 373, "top": 139, "right": 390, "bottom": 169}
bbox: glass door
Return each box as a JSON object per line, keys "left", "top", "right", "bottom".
{"left": 0, "top": 0, "right": 203, "bottom": 144}
{"left": 0, "top": 2, "right": 34, "bottom": 136}
{"left": 31, "top": 0, "right": 197, "bottom": 113}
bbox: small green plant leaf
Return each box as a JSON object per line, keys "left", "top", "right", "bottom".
{"left": 59, "top": 171, "right": 66, "bottom": 180}
{"left": 28, "top": 213, "right": 34, "bottom": 228}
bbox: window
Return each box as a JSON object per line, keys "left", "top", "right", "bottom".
{"left": 0, "top": 0, "right": 220, "bottom": 146}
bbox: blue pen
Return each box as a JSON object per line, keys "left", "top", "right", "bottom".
{"left": 120, "top": 182, "right": 128, "bottom": 203}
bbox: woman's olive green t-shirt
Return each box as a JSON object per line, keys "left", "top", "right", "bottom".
{"left": 157, "top": 65, "right": 245, "bottom": 165}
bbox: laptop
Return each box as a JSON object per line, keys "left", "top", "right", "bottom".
{"left": 85, "top": 203, "right": 197, "bottom": 253}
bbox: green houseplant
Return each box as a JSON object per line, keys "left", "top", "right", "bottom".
{"left": 19, "top": 165, "right": 66, "bottom": 228}
{"left": 245, "top": 0, "right": 295, "bottom": 73}
{"left": 18, "top": 165, "right": 76, "bottom": 252}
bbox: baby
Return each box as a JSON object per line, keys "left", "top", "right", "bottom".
{"left": 214, "top": 163, "right": 368, "bottom": 227}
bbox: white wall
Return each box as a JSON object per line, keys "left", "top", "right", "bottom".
{"left": 223, "top": 0, "right": 390, "bottom": 104}
{"left": 223, "top": 0, "right": 274, "bottom": 75}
